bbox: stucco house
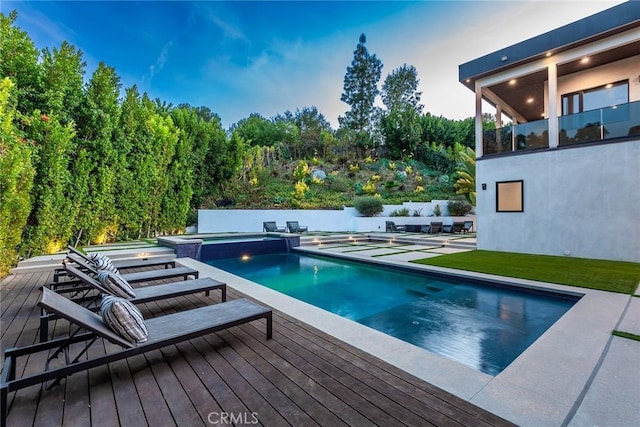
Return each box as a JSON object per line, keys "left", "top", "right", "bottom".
{"left": 458, "top": 1, "right": 640, "bottom": 263}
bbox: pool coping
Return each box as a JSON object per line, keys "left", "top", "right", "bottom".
{"left": 175, "top": 251, "right": 631, "bottom": 426}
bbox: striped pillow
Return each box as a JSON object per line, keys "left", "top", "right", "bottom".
{"left": 101, "top": 295, "right": 148, "bottom": 344}
{"left": 89, "top": 253, "right": 119, "bottom": 274}
{"left": 97, "top": 270, "right": 136, "bottom": 298}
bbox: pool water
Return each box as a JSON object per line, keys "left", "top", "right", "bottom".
{"left": 207, "top": 252, "right": 578, "bottom": 375}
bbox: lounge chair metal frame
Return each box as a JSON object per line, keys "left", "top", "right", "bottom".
{"left": 1, "top": 287, "right": 272, "bottom": 427}
{"left": 55, "top": 246, "right": 177, "bottom": 282}
{"left": 62, "top": 252, "right": 198, "bottom": 285}
{"left": 40, "top": 263, "right": 227, "bottom": 342}
{"left": 263, "top": 221, "right": 286, "bottom": 233}
{"left": 385, "top": 221, "right": 406, "bottom": 232}
{"left": 286, "top": 221, "right": 308, "bottom": 233}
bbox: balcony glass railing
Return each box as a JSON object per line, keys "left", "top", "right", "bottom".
{"left": 559, "top": 100, "right": 640, "bottom": 145}
{"left": 483, "top": 119, "right": 549, "bottom": 155}
{"left": 482, "top": 100, "right": 639, "bottom": 156}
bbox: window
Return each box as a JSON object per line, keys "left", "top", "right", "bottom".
{"left": 561, "top": 80, "right": 629, "bottom": 115}
{"left": 496, "top": 180, "right": 523, "bottom": 212}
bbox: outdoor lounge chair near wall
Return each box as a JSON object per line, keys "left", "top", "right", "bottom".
{"left": 385, "top": 221, "right": 406, "bottom": 232}
{"left": 463, "top": 221, "right": 474, "bottom": 233}
{"left": 63, "top": 252, "right": 198, "bottom": 285}
{"left": 0, "top": 287, "right": 272, "bottom": 427}
{"left": 286, "top": 221, "right": 308, "bottom": 233}
{"left": 56, "top": 246, "right": 177, "bottom": 282}
{"left": 443, "top": 222, "right": 464, "bottom": 233}
{"left": 40, "top": 263, "right": 227, "bottom": 342}
{"left": 429, "top": 222, "right": 443, "bottom": 234}
{"left": 263, "top": 221, "right": 286, "bottom": 232}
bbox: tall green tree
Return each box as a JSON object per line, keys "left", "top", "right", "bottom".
{"left": 0, "top": 11, "right": 41, "bottom": 114}
{"left": 0, "top": 78, "right": 35, "bottom": 274}
{"left": 381, "top": 64, "right": 422, "bottom": 113}
{"left": 170, "top": 104, "right": 230, "bottom": 213}
{"left": 380, "top": 64, "right": 423, "bottom": 159}
{"left": 115, "top": 88, "right": 179, "bottom": 238}
{"left": 39, "top": 41, "right": 86, "bottom": 125}
{"left": 292, "top": 106, "right": 333, "bottom": 158}
{"left": 72, "top": 62, "right": 122, "bottom": 244}
{"left": 22, "top": 110, "right": 76, "bottom": 255}
{"left": 339, "top": 33, "right": 382, "bottom": 155}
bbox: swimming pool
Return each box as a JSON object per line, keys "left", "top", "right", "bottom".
{"left": 207, "top": 252, "right": 578, "bottom": 375}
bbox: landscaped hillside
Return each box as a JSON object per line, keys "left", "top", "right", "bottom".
{"left": 208, "top": 157, "right": 458, "bottom": 211}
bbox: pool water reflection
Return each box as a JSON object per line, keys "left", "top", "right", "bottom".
{"left": 207, "top": 252, "right": 578, "bottom": 375}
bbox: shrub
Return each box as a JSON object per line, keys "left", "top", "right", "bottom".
{"left": 412, "top": 208, "right": 422, "bottom": 217}
{"left": 448, "top": 198, "right": 474, "bottom": 216}
{"left": 362, "top": 181, "right": 376, "bottom": 195}
{"left": 390, "top": 208, "right": 410, "bottom": 217}
{"left": 354, "top": 196, "right": 384, "bottom": 217}
{"left": 433, "top": 204, "right": 442, "bottom": 216}
{"left": 293, "top": 161, "right": 311, "bottom": 181}
{"left": 294, "top": 180, "right": 309, "bottom": 199}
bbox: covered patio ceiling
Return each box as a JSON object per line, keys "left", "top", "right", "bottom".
{"left": 477, "top": 40, "right": 640, "bottom": 123}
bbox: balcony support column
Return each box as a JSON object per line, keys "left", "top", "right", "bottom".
{"left": 548, "top": 63, "right": 559, "bottom": 148}
{"left": 475, "top": 81, "right": 483, "bottom": 158}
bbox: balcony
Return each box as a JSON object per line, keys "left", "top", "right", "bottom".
{"left": 559, "top": 100, "right": 640, "bottom": 145}
{"left": 482, "top": 100, "right": 639, "bottom": 156}
{"left": 483, "top": 119, "right": 549, "bottom": 155}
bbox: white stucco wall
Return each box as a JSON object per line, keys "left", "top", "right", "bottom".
{"left": 197, "top": 200, "right": 475, "bottom": 233}
{"left": 476, "top": 140, "right": 640, "bottom": 262}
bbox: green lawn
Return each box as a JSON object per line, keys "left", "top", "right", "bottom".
{"left": 411, "top": 250, "right": 640, "bottom": 294}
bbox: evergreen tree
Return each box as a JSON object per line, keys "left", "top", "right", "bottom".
{"left": 0, "top": 11, "right": 41, "bottom": 114}
{"left": 381, "top": 64, "right": 422, "bottom": 113}
{"left": 72, "top": 62, "right": 122, "bottom": 244}
{"left": 22, "top": 110, "right": 76, "bottom": 255}
{"left": 380, "top": 64, "right": 423, "bottom": 159}
{"left": 339, "top": 33, "right": 382, "bottom": 155}
{"left": 39, "top": 41, "right": 86, "bottom": 126}
{"left": 0, "top": 78, "right": 35, "bottom": 274}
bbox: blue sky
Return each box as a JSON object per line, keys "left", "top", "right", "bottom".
{"left": 4, "top": 1, "right": 624, "bottom": 128}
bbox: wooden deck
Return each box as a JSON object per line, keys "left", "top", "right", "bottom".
{"left": 1, "top": 268, "right": 516, "bottom": 426}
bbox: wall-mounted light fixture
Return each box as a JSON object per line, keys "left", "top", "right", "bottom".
{"left": 482, "top": 183, "right": 487, "bottom": 190}
{"left": 501, "top": 55, "right": 508, "bottom": 62}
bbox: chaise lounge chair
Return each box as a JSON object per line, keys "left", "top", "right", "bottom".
{"left": 443, "top": 222, "right": 464, "bottom": 233}
{"left": 55, "top": 246, "right": 177, "bottom": 282}
{"left": 286, "top": 221, "right": 308, "bottom": 233}
{"left": 263, "top": 221, "right": 286, "bottom": 232}
{"left": 462, "top": 221, "right": 474, "bottom": 233}
{"left": 62, "top": 252, "right": 198, "bottom": 284}
{"left": 385, "top": 221, "right": 406, "bottom": 232}
{"left": 40, "top": 263, "right": 227, "bottom": 342}
{"left": 429, "top": 222, "right": 443, "bottom": 234}
{"left": 1, "top": 287, "right": 272, "bottom": 427}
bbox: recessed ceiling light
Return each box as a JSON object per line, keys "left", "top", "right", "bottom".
{"left": 545, "top": 52, "right": 552, "bottom": 57}
{"left": 509, "top": 79, "right": 517, "bottom": 85}
{"left": 581, "top": 57, "right": 590, "bottom": 64}
{"left": 606, "top": 83, "right": 613, "bottom": 88}
{"left": 527, "top": 98, "right": 534, "bottom": 103}
{"left": 466, "top": 79, "right": 471, "bottom": 83}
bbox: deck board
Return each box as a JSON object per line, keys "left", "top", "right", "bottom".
{"left": 1, "top": 267, "right": 516, "bottom": 426}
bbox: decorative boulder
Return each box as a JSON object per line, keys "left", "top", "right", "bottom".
{"left": 311, "top": 170, "right": 326, "bottom": 181}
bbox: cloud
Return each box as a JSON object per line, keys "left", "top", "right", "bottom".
{"left": 143, "top": 41, "right": 173, "bottom": 84}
